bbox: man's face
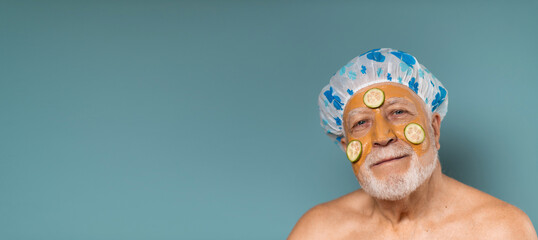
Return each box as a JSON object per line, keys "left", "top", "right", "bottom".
{"left": 341, "top": 82, "right": 441, "bottom": 200}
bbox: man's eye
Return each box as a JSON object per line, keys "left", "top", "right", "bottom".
{"left": 353, "top": 120, "right": 367, "bottom": 128}
{"left": 393, "top": 109, "right": 407, "bottom": 115}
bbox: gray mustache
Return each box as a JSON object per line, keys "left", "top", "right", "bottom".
{"left": 365, "top": 143, "right": 413, "bottom": 165}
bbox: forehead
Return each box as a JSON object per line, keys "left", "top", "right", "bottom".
{"left": 343, "top": 82, "right": 426, "bottom": 117}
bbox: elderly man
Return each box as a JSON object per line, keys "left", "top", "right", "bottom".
{"left": 288, "top": 48, "right": 537, "bottom": 239}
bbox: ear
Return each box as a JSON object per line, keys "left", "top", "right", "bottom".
{"left": 340, "top": 137, "right": 348, "bottom": 152}
{"left": 431, "top": 113, "right": 442, "bottom": 150}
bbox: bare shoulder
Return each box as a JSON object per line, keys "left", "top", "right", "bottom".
{"left": 474, "top": 197, "right": 537, "bottom": 239}
{"left": 287, "top": 190, "right": 373, "bottom": 240}
{"left": 447, "top": 177, "right": 537, "bottom": 240}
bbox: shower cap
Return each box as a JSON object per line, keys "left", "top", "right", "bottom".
{"left": 318, "top": 48, "right": 448, "bottom": 148}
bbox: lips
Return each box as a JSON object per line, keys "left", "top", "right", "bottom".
{"left": 372, "top": 155, "right": 408, "bottom": 167}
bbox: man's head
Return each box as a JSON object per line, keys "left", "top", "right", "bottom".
{"left": 318, "top": 48, "right": 448, "bottom": 200}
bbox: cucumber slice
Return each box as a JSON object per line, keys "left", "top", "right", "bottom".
{"left": 346, "top": 140, "right": 362, "bottom": 163}
{"left": 404, "top": 123, "right": 425, "bottom": 144}
{"left": 363, "top": 88, "right": 385, "bottom": 108}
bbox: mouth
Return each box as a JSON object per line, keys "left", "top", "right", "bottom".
{"left": 372, "top": 154, "right": 409, "bottom": 167}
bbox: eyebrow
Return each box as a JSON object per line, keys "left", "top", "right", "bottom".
{"left": 385, "top": 97, "right": 413, "bottom": 106}
{"left": 347, "top": 108, "right": 371, "bottom": 118}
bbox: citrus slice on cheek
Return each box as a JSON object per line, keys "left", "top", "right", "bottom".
{"left": 404, "top": 123, "right": 425, "bottom": 144}
{"left": 363, "top": 88, "right": 385, "bottom": 108}
{"left": 346, "top": 140, "right": 362, "bottom": 163}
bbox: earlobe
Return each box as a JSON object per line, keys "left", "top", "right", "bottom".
{"left": 340, "top": 138, "right": 348, "bottom": 152}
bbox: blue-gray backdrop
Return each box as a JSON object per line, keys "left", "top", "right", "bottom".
{"left": 1, "top": 0, "right": 537, "bottom": 239}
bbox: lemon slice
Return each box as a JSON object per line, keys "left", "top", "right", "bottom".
{"left": 346, "top": 140, "right": 362, "bottom": 163}
{"left": 404, "top": 123, "right": 425, "bottom": 144}
{"left": 363, "top": 88, "right": 385, "bottom": 108}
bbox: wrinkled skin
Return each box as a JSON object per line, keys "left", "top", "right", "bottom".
{"left": 288, "top": 82, "right": 537, "bottom": 240}
{"left": 342, "top": 83, "right": 436, "bottom": 184}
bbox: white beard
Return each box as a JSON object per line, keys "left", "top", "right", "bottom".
{"left": 357, "top": 143, "right": 438, "bottom": 201}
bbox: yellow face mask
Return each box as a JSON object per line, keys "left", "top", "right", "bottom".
{"left": 342, "top": 82, "right": 435, "bottom": 169}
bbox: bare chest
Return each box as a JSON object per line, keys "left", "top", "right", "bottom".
{"left": 331, "top": 218, "right": 490, "bottom": 240}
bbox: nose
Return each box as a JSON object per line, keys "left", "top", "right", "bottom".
{"left": 372, "top": 113, "right": 397, "bottom": 147}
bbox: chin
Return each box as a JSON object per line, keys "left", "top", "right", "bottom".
{"left": 357, "top": 153, "right": 438, "bottom": 201}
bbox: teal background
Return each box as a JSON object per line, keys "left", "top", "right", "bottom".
{"left": 1, "top": 0, "right": 537, "bottom": 239}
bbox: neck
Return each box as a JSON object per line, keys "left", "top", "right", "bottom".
{"left": 372, "top": 160, "right": 446, "bottom": 225}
